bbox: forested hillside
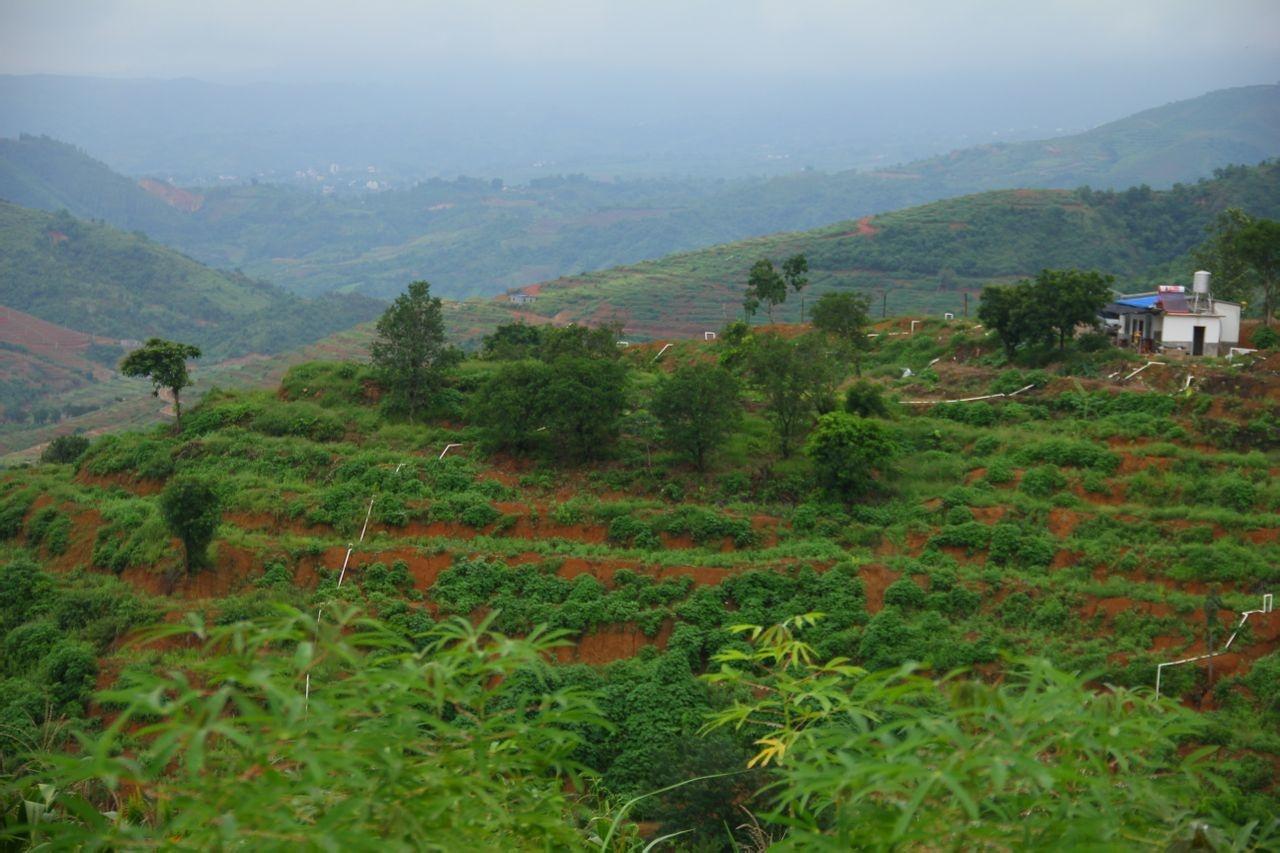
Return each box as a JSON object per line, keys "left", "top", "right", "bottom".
{"left": 0, "top": 201, "right": 380, "bottom": 358}
{"left": 1, "top": 85, "right": 1276, "bottom": 300}
{"left": 490, "top": 161, "right": 1280, "bottom": 336}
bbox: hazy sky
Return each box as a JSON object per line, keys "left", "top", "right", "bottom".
{"left": 2, "top": 0, "right": 1277, "bottom": 85}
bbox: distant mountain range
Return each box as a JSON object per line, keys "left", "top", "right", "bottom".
{"left": 461, "top": 161, "right": 1280, "bottom": 338}
{"left": 1, "top": 84, "right": 1276, "bottom": 301}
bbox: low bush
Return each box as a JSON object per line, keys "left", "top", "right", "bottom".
{"left": 250, "top": 401, "right": 346, "bottom": 442}
{"left": 1014, "top": 438, "right": 1118, "bottom": 473}
{"left": 40, "top": 434, "right": 90, "bottom": 465}
{"left": 1020, "top": 465, "right": 1067, "bottom": 498}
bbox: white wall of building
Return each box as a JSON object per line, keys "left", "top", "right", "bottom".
{"left": 1212, "top": 300, "right": 1241, "bottom": 345}
{"left": 1162, "top": 314, "right": 1220, "bottom": 348}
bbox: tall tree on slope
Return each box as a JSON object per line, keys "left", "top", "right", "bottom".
{"left": 120, "top": 338, "right": 201, "bottom": 431}
{"left": 370, "top": 280, "right": 458, "bottom": 422}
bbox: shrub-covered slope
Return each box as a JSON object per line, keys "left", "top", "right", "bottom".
{"left": 1, "top": 320, "right": 1277, "bottom": 845}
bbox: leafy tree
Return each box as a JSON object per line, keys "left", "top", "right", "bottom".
{"left": 810, "top": 291, "right": 873, "bottom": 373}
{"left": 978, "top": 268, "right": 1109, "bottom": 357}
{"left": 468, "top": 360, "right": 551, "bottom": 452}
{"left": 1233, "top": 218, "right": 1280, "bottom": 325}
{"left": 651, "top": 364, "right": 742, "bottom": 470}
{"left": 1037, "top": 268, "right": 1114, "bottom": 350}
{"left": 1192, "top": 208, "right": 1258, "bottom": 305}
{"left": 480, "top": 322, "right": 546, "bottom": 360}
{"left": 745, "top": 259, "right": 787, "bottom": 323}
{"left": 39, "top": 434, "right": 90, "bottom": 465}
{"left": 538, "top": 323, "right": 623, "bottom": 361}
{"left": 369, "top": 280, "right": 458, "bottom": 422}
{"left": 541, "top": 357, "right": 628, "bottom": 461}
{"left": 119, "top": 338, "right": 201, "bottom": 430}
{"left": 805, "top": 412, "right": 898, "bottom": 500}
{"left": 743, "top": 333, "right": 846, "bottom": 457}
{"left": 159, "top": 476, "right": 221, "bottom": 573}
{"left": 977, "top": 283, "right": 1043, "bottom": 357}
{"left": 782, "top": 254, "right": 810, "bottom": 322}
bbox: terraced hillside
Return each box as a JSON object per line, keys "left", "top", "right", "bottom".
{"left": 2, "top": 318, "right": 1277, "bottom": 845}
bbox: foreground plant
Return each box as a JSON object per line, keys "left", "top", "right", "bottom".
{"left": 704, "top": 614, "right": 1271, "bottom": 850}
{"left": 4, "top": 608, "right": 605, "bottom": 850}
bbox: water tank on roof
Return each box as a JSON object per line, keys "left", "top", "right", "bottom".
{"left": 1192, "top": 271, "right": 1211, "bottom": 294}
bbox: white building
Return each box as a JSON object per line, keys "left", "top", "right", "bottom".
{"left": 1102, "top": 272, "right": 1240, "bottom": 356}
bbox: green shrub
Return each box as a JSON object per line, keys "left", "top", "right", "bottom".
{"left": 608, "top": 516, "right": 660, "bottom": 550}
{"left": 160, "top": 476, "right": 222, "bottom": 573}
{"left": 1081, "top": 470, "right": 1110, "bottom": 495}
{"left": 429, "top": 492, "right": 500, "bottom": 528}
{"left": 250, "top": 401, "right": 346, "bottom": 442}
{"left": 657, "top": 506, "right": 757, "bottom": 548}
{"left": 972, "top": 435, "right": 1001, "bottom": 456}
{"left": 26, "top": 506, "right": 71, "bottom": 555}
{"left": 82, "top": 434, "right": 176, "bottom": 479}
{"left": 1020, "top": 465, "right": 1067, "bottom": 498}
{"left": 1217, "top": 477, "right": 1256, "bottom": 513}
{"left": 279, "top": 361, "right": 376, "bottom": 407}
{"left": 1251, "top": 326, "right": 1279, "bottom": 349}
{"left": 989, "top": 524, "right": 1055, "bottom": 569}
{"left": 931, "top": 522, "right": 990, "bottom": 553}
{"left": 844, "top": 381, "right": 890, "bottom": 418}
{"left": 0, "top": 487, "right": 36, "bottom": 539}
{"left": 2, "top": 619, "right": 60, "bottom": 676}
{"left": 883, "top": 578, "right": 926, "bottom": 609}
{"left": 92, "top": 499, "right": 169, "bottom": 574}
{"left": 985, "top": 458, "right": 1015, "bottom": 485}
{"left": 38, "top": 639, "right": 98, "bottom": 713}
{"left": 40, "top": 434, "right": 91, "bottom": 464}
{"left": 1015, "top": 439, "right": 1118, "bottom": 472}
{"left": 806, "top": 413, "right": 899, "bottom": 501}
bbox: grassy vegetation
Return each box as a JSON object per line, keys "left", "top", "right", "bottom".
{"left": 0, "top": 316, "right": 1277, "bottom": 847}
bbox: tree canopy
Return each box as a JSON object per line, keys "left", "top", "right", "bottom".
{"left": 744, "top": 259, "right": 787, "bottom": 322}
{"left": 782, "top": 254, "right": 810, "bottom": 321}
{"left": 1233, "top": 219, "right": 1280, "bottom": 325}
{"left": 119, "top": 338, "right": 201, "bottom": 430}
{"left": 159, "top": 476, "right": 221, "bottom": 573}
{"left": 652, "top": 364, "right": 742, "bottom": 470}
{"left": 369, "top": 281, "right": 458, "bottom": 422}
{"left": 805, "top": 412, "right": 899, "bottom": 500}
{"left": 811, "top": 291, "right": 874, "bottom": 372}
{"left": 743, "top": 332, "right": 847, "bottom": 456}
{"left": 978, "top": 269, "right": 1112, "bottom": 356}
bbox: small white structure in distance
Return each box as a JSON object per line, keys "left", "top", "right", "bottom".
{"left": 508, "top": 292, "right": 537, "bottom": 305}
{"left": 704, "top": 331, "right": 717, "bottom": 341}
{"left": 944, "top": 312, "right": 955, "bottom": 320}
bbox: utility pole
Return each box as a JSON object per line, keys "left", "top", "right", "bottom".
{"left": 881, "top": 290, "right": 887, "bottom": 318}
{"left": 963, "top": 292, "right": 969, "bottom": 318}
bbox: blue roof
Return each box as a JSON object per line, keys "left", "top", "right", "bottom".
{"left": 1115, "top": 294, "right": 1159, "bottom": 308}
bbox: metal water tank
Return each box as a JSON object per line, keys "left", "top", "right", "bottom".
{"left": 1192, "top": 271, "right": 1211, "bottom": 294}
